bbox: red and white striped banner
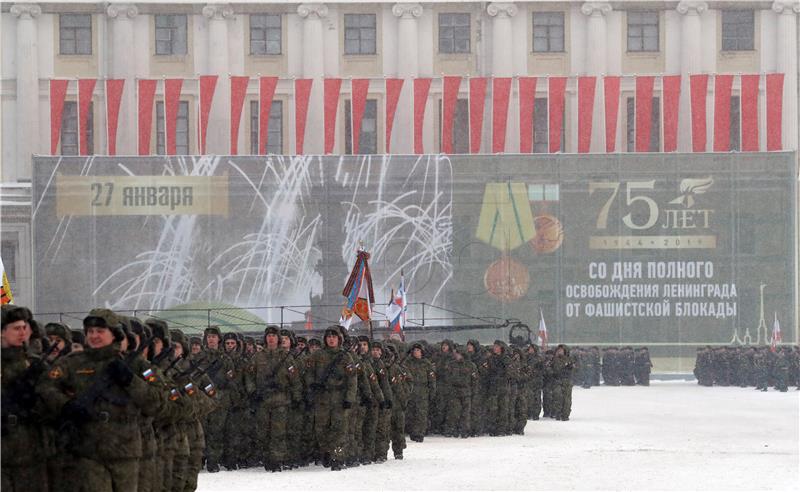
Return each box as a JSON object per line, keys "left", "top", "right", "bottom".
{"left": 441, "top": 76, "right": 462, "bottom": 154}
{"left": 49, "top": 79, "right": 69, "bottom": 154}
{"left": 198, "top": 75, "right": 218, "bottom": 155}
{"left": 548, "top": 77, "right": 567, "bottom": 153}
{"left": 137, "top": 79, "right": 157, "bottom": 155}
{"left": 469, "top": 77, "right": 488, "bottom": 154}
{"left": 294, "top": 78, "right": 313, "bottom": 155}
{"left": 635, "top": 76, "right": 655, "bottom": 152}
{"left": 164, "top": 79, "right": 183, "bottom": 155}
{"left": 491, "top": 77, "right": 512, "bottom": 153}
{"left": 323, "top": 78, "right": 342, "bottom": 154}
{"left": 740, "top": 74, "right": 760, "bottom": 152}
{"left": 351, "top": 79, "right": 370, "bottom": 154}
{"left": 105, "top": 79, "right": 125, "bottom": 156}
{"left": 413, "top": 78, "right": 433, "bottom": 154}
{"left": 258, "top": 76, "right": 278, "bottom": 154}
{"left": 385, "top": 78, "right": 404, "bottom": 154}
{"left": 518, "top": 77, "right": 537, "bottom": 154}
{"left": 603, "top": 76, "right": 621, "bottom": 153}
{"left": 662, "top": 75, "right": 681, "bottom": 152}
{"left": 229, "top": 76, "right": 249, "bottom": 155}
{"left": 766, "top": 73, "right": 784, "bottom": 151}
{"left": 577, "top": 76, "right": 596, "bottom": 154}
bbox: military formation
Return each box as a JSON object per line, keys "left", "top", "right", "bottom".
{"left": 2, "top": 304, "right": 581, "bottom": 491}
{"left": 563, "top": 346, "right": 653, "bottom": 388}
{"left": 693, "top": 345, "right": 800, "bottom": 391}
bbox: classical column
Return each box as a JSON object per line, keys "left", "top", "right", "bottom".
{"left": 106, "top": 3, "right": 138, "bottom": 156}
{"left": 298, "top": 3, "right": 328, "bottom": 154}
{"left": 392, "top": 3, "right": 422, "bottom": 153}
{"left": 10, "top": 4, "right": 41, "bottom": 182}
{"left": 772, "top": 1, "right": 799, "bottom": 150}
{"left": 202, "top": 4, "right": 234, "bottom": 154}
{"left": 581, "top": 2, "right": 612, "bottom": 152}
{"left": 676, "top": 1, "right": 707, "bottom": 151}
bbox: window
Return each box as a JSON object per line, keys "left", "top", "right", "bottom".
{"left": 344, "top": 14, "right": 376, "bottom": 55}
{"left": 532, "top": 12, "right": 564, "bottom": 53}
{"left": 439, "top": 99, "right": 469, "bottom": 153}
{"left": 533, "top": 98, "right": 565, "bottom": 153}
{"left": 250, "top": 100, "right": 283, "bottom": 154}
{"left": 59, "top": 14, "right": 92, "bottom": 55}
{"left": 439, "top": 13, "right": 471, "bottom": 54}
{"left": 627, "top": 12, "right": 659, "bottom": 52}
{"left": 345, "top": 99, "right": 378, "bottom": 154}
{"left": 156, "top": 101, "right": 190, "bottom": 154}
{"left": 250, "top": 14, "right": 281, "bottom": 55}
{"left": 721, "top": 10, "right": 754, "bottom": 51}
{"left": 60, "top": 101, "right": 93, "bottom": 155}
{"left": 155, "top": 15, "right": 188, "bottom": 55}
{"left": 730, "top": 96, "right": 740, "bottom": 151}
{"left": 626, "top": 97, "right": 661, "bottom": 152}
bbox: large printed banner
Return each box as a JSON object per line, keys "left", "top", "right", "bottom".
{"left": 32, "top": 153, "right": 796, "bottom": 344}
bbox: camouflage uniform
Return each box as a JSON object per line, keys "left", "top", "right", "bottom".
{"left": 404, "top": 343, "right": 436, "bottom": 442}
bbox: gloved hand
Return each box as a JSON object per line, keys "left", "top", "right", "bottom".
{"left": 61, "top": 400, "right": 92, "bottom": 424}
{"left": 108, "top": 359, "right": 134, "bottom": 387}
{"left": 342, "top": 400, "right": 352, "bottom": 410}
{"left": 380, "top": 400, "right": 393, "bottom": 410}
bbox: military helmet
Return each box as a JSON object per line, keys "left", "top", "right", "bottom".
{"left": 84, "top": 308, "right": 125, "bottom": 342}
{"left": 145, "top": 318, "right": 171, "bottom": 345}
{"left": 45, "top": 322, "right": 73, "bottom": 345}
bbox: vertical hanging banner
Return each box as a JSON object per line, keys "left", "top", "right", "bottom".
{"left": 323, "top": 78, "right": 342, "bottom": 154}
{"left": 50, "top": 79, "right": 69, "bottom": 155}
{"left": 351, "top": 79, "right": 370, "bottom": 154}
{"left": 603, "top": 76, "right": 621, "bottom": 153}
{"left": 577, "top": 76, "right": 596, "bottom": 154}
{"left": 662, "top": 75, "right": 681, "bottom": 152}
{"left": 690, "top": 74, "right": 709, "bottom": 152}
{"left": 78, "top": 78, "right": 96, "bottom": 156}
{"left": 491, "top": 77, "right": 512, "bottom": 153}
{"left": 766, "top": 73, "right": 784, "bottom": 151}
{"left": 441, "top": 76, "right": 462, "bottom": 154}
{"left": 384, "top": 78, "right": 404, "bottom": 153}
{"left": 469, "top": 77, "right": 488, "bottom": 154}
{"left": 229, "top": 76, "right": 249, "bottom": 155}
{"left": 164, "top": 79, "right": 184, "bottom": 155}
{"left": 294, "top": 78, "right": 313, "bottom": 155}
{"left": 548, "top": 76, "right": 567, "bottom": 153}
{"left": 713, "top": 74, "right": 734, "bottom": 152}
{"left": 740, "top": 74, "right": 760, "bottom": 152}
{"left": 137, "top": 79, "right": 158, "bottom": 155}
{"left": 198, "top": 75, "right": 218, "bottom": 155}
{"left": 413, "top": 78, "right": 432, "bottom": 154}
{"left": 258, "top": 76, "right": 278, "bottom": 154}
{"left": 105, "top": 79, "right": 125, "bottom": 156}
{"left": 518, "top": 77, "right": 537, "bottom": 153}
{"left": 635, "top": 76, "right": 654, "bottom": 152}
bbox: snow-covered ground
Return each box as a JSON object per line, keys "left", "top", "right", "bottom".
{"left": 198, "top": 381, "right": 799, "bottom": 491}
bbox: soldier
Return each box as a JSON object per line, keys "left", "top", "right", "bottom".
{"left": 526, "top": 343, "right": 544, "bottom": 420}
{"left": 552, "top": 344, "right": 575, "bottom": 421}
{"left": 1, "top": 305, "right": 49, "bottom": 492}
{"left": 431, "top": 340, "right": 454, "bottom": 434}
{"left": 619, "top": 347, "right": 636, "bottom": 385}
{"left": 38, "top": 309, "right": 163, "bottom": 492}
{"left": 356, "top": 335, "right": 384, "bottom": 465}
{"left": 370, "top": 340, "right": 394, "bottom": 462}
{"left": 44, "top": 322, "right": 72, "bottom": 360}
{"left": 245, "top": 325, "right": 298, "bottom": 472}
{"left": 305, "top": 326, "right": 357, "bottom": 471}
{"left": 509, "top": 347, "right": 528, "bottom": 435}
{"left": 443, "top": 345, "right": 475, "bottom": 438}
{"left": 197, "top": 326, "right": 236, "bottom": 472}
{"left": 602, "top": 347, "right": 619, "bottom": 385}
{"left": 466, "top": 340, "right": 487, "bottom": 434}
{"left": 484, "top": 340, "right": 511, "bottom": 435}
{"left": 404, "top": 342, "right": 436, "bottom": 442}
{"left": 772, "top": 348, "right": 790, "bottom": 392}
{"left": 634, "top": 347, "right": 653, "bottom": 386}
{"left": 222, "top": 332, "right": 247, "bottom": 470}
{"left": 384, "top": 343, "right": 410, "bottom": 459}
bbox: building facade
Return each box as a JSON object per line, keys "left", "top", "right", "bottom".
{"left": 1, "top": 0, "right": 799, "bottom": 307}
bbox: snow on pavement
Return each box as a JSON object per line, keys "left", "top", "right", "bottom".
{"left": 197, "top": 381, "right": 799, "bottom": 491}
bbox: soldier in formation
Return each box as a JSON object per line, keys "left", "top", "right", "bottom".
{"left": 693, "top": 345, "right": 799, "bottom": 391}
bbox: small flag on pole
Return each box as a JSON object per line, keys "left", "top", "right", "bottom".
{"left": 538, "top": 309, "right": 548, "bottom": 349}
{"left": 770, "top": 312, "right": 781, "bottom": 352}
{"left": 1, "top": 257, "right": 13, "bottom": 305}
{"left": 386, "top": 272, "right": 408, "bottom": 337}
{"left": 339, "top": 246, "right": 375, "bottom": 330}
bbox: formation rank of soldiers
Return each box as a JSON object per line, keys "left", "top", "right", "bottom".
{"left": 2, "top": 305, "right": 582, "bottom": 491}
{"left": 693, "top": 345, "right": 800, "bottom": 391}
